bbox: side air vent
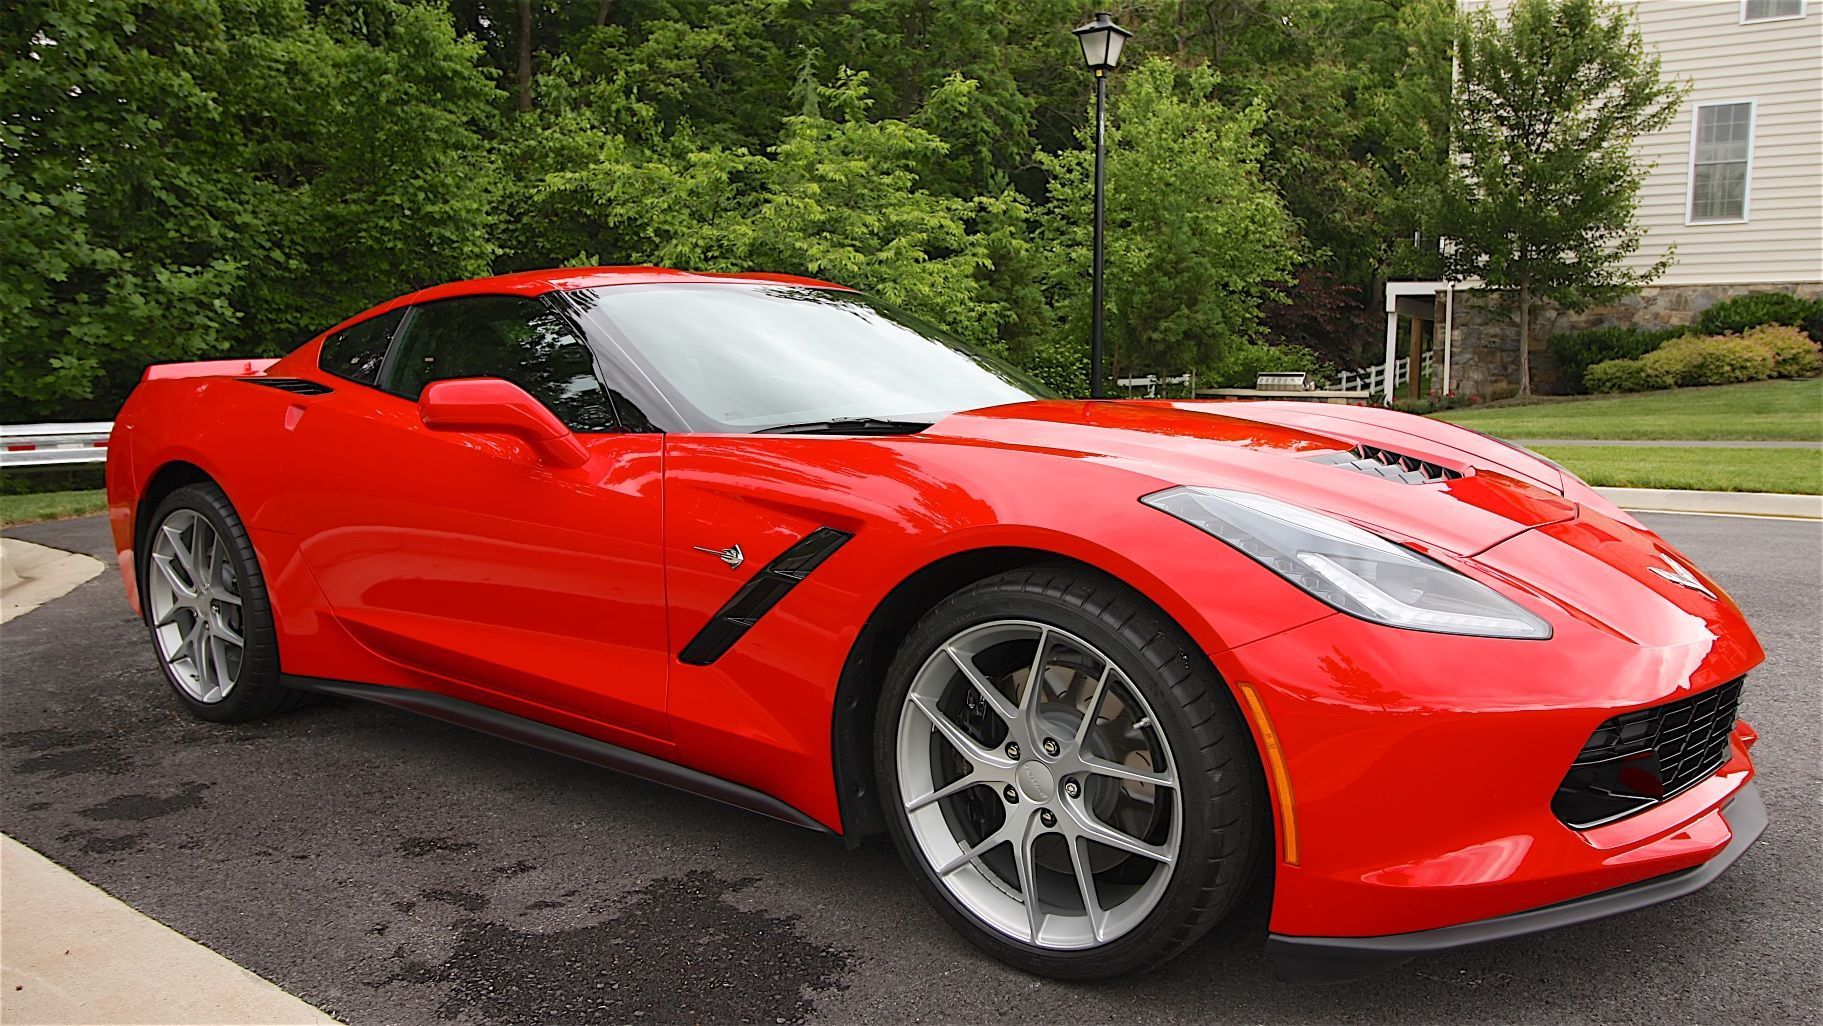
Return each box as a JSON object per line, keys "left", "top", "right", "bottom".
{"left": 239, "top": 377, "right": 334, "bottom": 396}
{"left": 1307, "top": 444, "right": 1463, "bottom": 485}
{"left": 678, "top": 528, "right": 853, "bottom": 666}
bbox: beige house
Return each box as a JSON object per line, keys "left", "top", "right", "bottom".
{"left": 1429, "top": 0, "right": 1823, "bottom": 396}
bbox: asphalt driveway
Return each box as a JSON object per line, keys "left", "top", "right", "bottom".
{"left": 2, "top": 513, "right": 1818, "bottom": 1025}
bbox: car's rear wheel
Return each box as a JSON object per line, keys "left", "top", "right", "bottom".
{"left": 874, "top": 564, "right": 1264, "bottom": 979}
{"left": 142, "top": 483, "right": 308, "bottom": 722}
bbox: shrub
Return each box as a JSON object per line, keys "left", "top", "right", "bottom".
{"left": 1547, "top": 325, "right": 1688, "bottom": 393}
{"left": 1584, "top": 357, "right": 1673, "bottom": 393}
{"left": 1390, "top": 393, "right": 1479, "bottom": 414}
{"left": 1640, "top": 334, "right": 1775, "bottom": 387}
{"left": 1695, "top": 291, "right": 1823, "bottom": 337}
{"left": 1740, "top": 324, "right": 1823, "bottom": 378}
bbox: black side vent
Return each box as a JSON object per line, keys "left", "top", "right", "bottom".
{"left": 1307, "top": 444, "right": 1463, "bottom": 485}
{"left": 678, "top": 528, "right": 853, "bottom": 666}
{"left": 240, "top": 377, "right": 334, "bottom": 396}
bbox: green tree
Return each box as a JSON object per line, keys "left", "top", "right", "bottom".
{"left": 1037, "top": 59, "right": 1296, "bottom": 388}
{"left": 1439, "top": 0, "right": 1685, "bottom": 395}
{"left": 1, "top": 0, "right": 498, "bottom": 418}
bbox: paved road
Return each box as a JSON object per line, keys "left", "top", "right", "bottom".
{"left": 3, "top": 514, "right": 1818, "bottom": 1025}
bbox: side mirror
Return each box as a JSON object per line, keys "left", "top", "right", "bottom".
{"left": 418, "top": 378, "right": 590, "bottom": 468}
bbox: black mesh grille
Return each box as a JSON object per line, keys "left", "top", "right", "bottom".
{"left": 240, "top": 377, "right": 333, "bottom": 395}
{"left": 1307, "top": 444, "right": 1463, "bottom": 485}
{"left": 1552, "top": 679, "right": 1744, "bottom": 829}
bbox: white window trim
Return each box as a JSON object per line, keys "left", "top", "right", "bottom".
{"left": 1740, "top": 0, "right": 1807, "bottom": 24}
{"left": 1685, "top": 98, "right": 1757, "bottom": 226}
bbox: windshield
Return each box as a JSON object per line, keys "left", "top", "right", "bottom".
{"left": 566, "top": 283, "right": 1051, "bottom": 433}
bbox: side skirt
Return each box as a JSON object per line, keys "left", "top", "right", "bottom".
{"left": 280, "top": 675, "right": 834, "bottom": 835}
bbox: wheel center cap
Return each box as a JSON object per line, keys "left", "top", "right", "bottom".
{"left": 1016, "top": 760, "right": 1054, "bottom": 803}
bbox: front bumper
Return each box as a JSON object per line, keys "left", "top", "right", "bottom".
{"left": 1267, "top": 781, "right": 1767, "bottom": 983}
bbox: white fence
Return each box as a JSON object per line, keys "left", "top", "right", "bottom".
{"left": 1, "top": 422, "right": 113, "bottom": 468}
{"left": 1333, "top": 350, "right": 1433, "bottom": 396}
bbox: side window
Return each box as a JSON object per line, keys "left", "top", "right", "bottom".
{"left": 319, "top": 308, "right": 404, "bottom": 386}
{"left": 384, "top": 295, "right": 618, "bottom": 433}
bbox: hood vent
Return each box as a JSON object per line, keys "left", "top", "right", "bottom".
{"left": 240, "top": 377, "right": 334, "bottom": 396}
{"left": 1308, "top": 444, "right": 1463, "bottom": 485}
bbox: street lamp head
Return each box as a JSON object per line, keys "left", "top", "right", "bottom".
{"left": 1072, "top": 12, "right": 1132, "bottom": 74}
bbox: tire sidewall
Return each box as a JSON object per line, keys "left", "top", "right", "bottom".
{"left": 873, "top": 569, "right": 1257, "bottom": 979}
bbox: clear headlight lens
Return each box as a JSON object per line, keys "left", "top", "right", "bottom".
{"left": 1142, "top": 486, "right": 1552, "bottom": 640}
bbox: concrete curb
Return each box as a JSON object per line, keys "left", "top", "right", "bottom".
{"left": 0, "top": 537, "right": 104, "bottom": 624}
{"left": 1596, "top": 487, "right": 1823, "bottom": 519}
{"left": 0, "top": 836, "right": 338, "bottom": 1025}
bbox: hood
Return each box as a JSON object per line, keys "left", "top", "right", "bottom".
{"left": 923, "top": 400, "right": 1576, "bottom": 557}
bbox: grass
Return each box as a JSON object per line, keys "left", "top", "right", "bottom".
{"left": 0, "top": 489, "right": 107, "bottom": 526}
{"left": 1435, "top": 378, "right": 1823, "bottom": 441}
{"left": 1529, "top": 446, "right": 1822, "bottom": 495}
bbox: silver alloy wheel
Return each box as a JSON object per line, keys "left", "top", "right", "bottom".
{"left": 896, "top": 620, "right": 1182, "bottom": 950}
{"left": 146, "top": 508, "right": 245, "bottom": 704}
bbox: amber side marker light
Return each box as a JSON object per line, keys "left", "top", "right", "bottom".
{"left": 1237, "top": 683, "right": 1299, "bottom": 866}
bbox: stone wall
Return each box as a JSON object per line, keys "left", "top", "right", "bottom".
{"left": 1445, "top": 281, "right": 1823, "bottom": 397}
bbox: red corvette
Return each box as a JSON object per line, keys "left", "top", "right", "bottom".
{"left": 106, "top": 267, "right": 1766, "bottom": 981}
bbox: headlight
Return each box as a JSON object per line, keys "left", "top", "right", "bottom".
{"left": 1142, "top": 486, "right": 1551, "bottom": 640}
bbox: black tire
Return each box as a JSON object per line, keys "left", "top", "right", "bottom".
{"left": 139, "top": 482, "right": 312, "bottom": 722}
{"left": 873, "top": 563, "right": 1265, "bottom": 979}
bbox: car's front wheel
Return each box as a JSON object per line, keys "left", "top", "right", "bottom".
{"left": 874, "top": 564, "right": 1264, "bottom": 979}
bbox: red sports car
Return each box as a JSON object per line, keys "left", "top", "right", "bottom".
{"left": 106, "top": 267, "right": 1766, "bottom": 982}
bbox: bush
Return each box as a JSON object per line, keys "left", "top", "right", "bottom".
{"left": 1695, "top": 291, "right": 1823, "bottom": 337}
{"left": 1584, "top": 357, "right": 1673, "bottom": 393}
{"left": 1547, "top": 326, "right": 1688, "bottom": 393}
{"left": 1390, "top": 393, "right": 1482, "bottom": 414}
{"left": 1740, "top": 325, "right": 1823, "bottom": 378}
{"left": 1640, "top": 334, "right": 1776, "bottom": 387}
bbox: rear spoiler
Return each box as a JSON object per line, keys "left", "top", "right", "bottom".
{"left": 142, "top": 357, "right": 279, "bottom": 381}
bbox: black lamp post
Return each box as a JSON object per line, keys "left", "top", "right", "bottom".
{"left": 1072, "top": 11, "right": 1130, "bottom": 399}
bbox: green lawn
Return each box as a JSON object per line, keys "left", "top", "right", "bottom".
{"left": 1436, "top": 378, "right": 1823, "bottom": 441}
{"left": 1529, "top": 446, "right": 1822, "bottom": 495}
{"left": 0, "top": 489, "right": 107, "bottom": 526}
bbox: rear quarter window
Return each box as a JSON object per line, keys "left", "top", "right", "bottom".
{"left": 319, "top": 308, "right": 405, "bottom": 386}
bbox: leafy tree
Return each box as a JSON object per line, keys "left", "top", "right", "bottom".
{"left": 1438, "top": 0, "right": 1685, "bottom": 394}
{"left": 1037, "top": 59, "right": 1296, "bottom": 387}
{"left": 1, "top": 0, "right": 498, "bottom": 417}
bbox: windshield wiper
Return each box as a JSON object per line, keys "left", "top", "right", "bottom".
{"left": 754, "top": 417, "right": 933, "bottom": 436}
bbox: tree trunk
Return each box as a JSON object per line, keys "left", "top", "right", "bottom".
{"left": 1517, "top": 283, "right": 1533, "bottom": 397}
{"left": 595, "top": 0, "right": 613, "bottom": 28}
{"left": 516, "top": 0, "right": 533, "bottom": 113}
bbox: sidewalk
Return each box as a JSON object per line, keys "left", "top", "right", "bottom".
{"left": 0, "top": 538, "right": 103, "bottom": 625}
{"left": 0, "top": 836, "right": 337, "bottom": 1025}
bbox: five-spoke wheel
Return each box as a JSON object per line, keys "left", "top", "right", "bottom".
{"left": 147, "top": 507, "right": 246, "bottom": 703}
{"left": 877, "top": 565, "right": 1262, "bottom": 978}
{"left": 896, "top": 620, "right": 1181, "bottom": 950}
{"left": 140, "top": 482, "right": 305, "bottom": 722}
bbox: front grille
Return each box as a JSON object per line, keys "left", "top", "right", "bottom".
{"left": 240, "top": 377, "right": 333, "bottom": 395}
{"left": 1552, "top": 679, "right": 1744, "bottom": 829}
{"left": 1307, "top": 444, "right": 1463, "bottom": 485}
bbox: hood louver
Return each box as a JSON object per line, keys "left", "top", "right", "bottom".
{"left": 1308, "top": 444, "right": 1463, "bottom": 485}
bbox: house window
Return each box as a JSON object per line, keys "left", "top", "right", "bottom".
{"left": 1688, "top": 101, "right": 1755, "bottom": 224}
{"left": 1741, "top": 0, "right": 1805, "bottom": 22}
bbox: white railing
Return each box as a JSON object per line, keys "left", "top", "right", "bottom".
{"left": 1334, "top": 350, "right": 1433, "bottom": 396}
{"left": 1116, "top": 372, "right": 1196, "bottom": 398}
{"left": 0, "top": 422, "right": 113, "bottom": 468}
